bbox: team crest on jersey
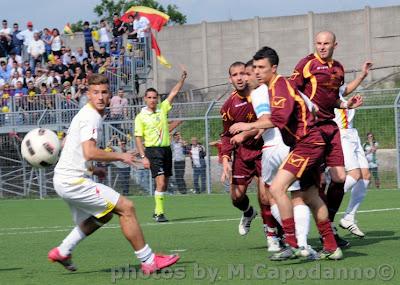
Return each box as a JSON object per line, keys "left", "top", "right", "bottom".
{"left": 272, "top": 96, "right": 286, "bottom": 108}
{"left": 287, "top": 153, "right": 306, "bottom": 168}
{"left": 246, "top": 112, "right": 255, "bottom": 121}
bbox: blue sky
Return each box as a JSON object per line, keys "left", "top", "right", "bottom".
{"left": 0, "top": 0, "right": 398, "bottom": 30}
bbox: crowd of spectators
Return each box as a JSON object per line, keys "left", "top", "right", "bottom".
{"left": 0, "top": 13, "right": 151, "bottom": 127}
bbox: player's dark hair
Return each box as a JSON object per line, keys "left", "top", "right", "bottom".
{"left": 245, "top": 60, "right": 253, "bottom": 68}
{"left": 253, "top": 46, "right": 279, "bottom": 66}
{"left": 228, "top": 61, "right": 245, "bottom": 75}
{"left": 145, "top": 87, "right": 158, "bottom": 97}
{"left": 88, "top": 74, "right": 109, "bottom": 86}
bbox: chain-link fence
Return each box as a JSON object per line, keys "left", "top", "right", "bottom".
{"left": 1, "top": 87, "right": 399, "bottom": 198}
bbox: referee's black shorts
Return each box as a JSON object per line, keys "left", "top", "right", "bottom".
{"left": 145, "top": 146, "right": 173, "bottom": 178}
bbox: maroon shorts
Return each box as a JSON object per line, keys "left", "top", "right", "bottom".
{"left": 232, "top": 148, "right": 262, "bottom": 186}
{"left": 281, "top": 128, "right": 326, "bottom": 188}
{"left": 318, "top": 121, "right": 345, "bottom": 167}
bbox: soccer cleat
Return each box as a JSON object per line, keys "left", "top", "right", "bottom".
{"left": 141, "top": 254, "right": 180, "bottom": 274}
{"left": 310, "top": 247, "right": 343, "bottom": 260}
{"left": 298, "top": 245, "right": 318, "bottom": 258}
{"left": 48, "top": 247, "right": 77, "bottom": 272}
{"left": 339, "top": 218, "right": 365, "bottom": 238}
{"left": 238, "top": 208, "right": 257, "bottom": 236}
{"left": 267, "top": 236, "right": 282, "bottom": 252}
{"left": 335, "top": 234, "right": 350, "bottom": 248}
{"left": 154, "top": 214, "right": 169, "bottom": 223}
{"left": 269, "top": 245, "right": 300, "bottom": 261}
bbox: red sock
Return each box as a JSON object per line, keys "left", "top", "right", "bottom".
{"left": 317, "top": 220, "right": 337, "bottom": 252}
{"left": 281, "top": 218, "right": 298, "bottom": 248}
{"left": 261, "top": 205, "right": 278, "bottom": 237}
{"left": 326, "top": 182, "right": 345, "bottom": 222}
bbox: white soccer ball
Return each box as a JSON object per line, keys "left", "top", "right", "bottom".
{"left": 21, "top": 128, "right": 61, "bottom": 168}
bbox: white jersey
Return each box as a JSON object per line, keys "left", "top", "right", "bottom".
{"left": 333, "top": 85, "right": 354, "bottom": 129}
{"left": 54, "top": 104, "right": 102, "bottom": 178}
{"left": 250, "top": 84, "right": 283, "bottom": 146}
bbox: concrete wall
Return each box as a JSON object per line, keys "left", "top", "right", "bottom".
{"left": 63, "top": 5, "right": 400, "bottom": 95}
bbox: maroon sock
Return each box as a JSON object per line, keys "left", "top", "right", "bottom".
{"left": 317, "top": 220, "right": 338, "bottom": 252}
{"left": 261, "top": 205, "right": 278, "bottom": 237}
{"left": 326, "top": 182, "right": 345, "bottom": 222}
{"left": 281, "top": 218, "right": 298, "bottom": 248}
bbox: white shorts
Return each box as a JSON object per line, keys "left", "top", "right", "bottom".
{"left": 262, "top": 143, "right": 301, "bottom": 192}
{"left": 340, "top": 128, "right": 369, "bottom": 171}
{"left": 53, "top": 175, "right": 120, "bottom": 225}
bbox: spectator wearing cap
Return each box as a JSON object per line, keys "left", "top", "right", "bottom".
{"left": 27, "top": 32, "right": 45, "bottom": 73}
{"left": 16, "top": 21, "right": 37, "bottom": 60}
{"left": 82, "top": 21, "right": 93, "bottom": 53}
{"left": 50, "top": 28, "right": 63, "bottom": 57}
{"left": 11, "top": 23, "right": 23, "bottom": 56}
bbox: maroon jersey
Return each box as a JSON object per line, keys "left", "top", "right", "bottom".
{"left": 289, "top": 53, "right": 344, "bottom": 122}
{"left": 269, "top": 75, "right": 315, "bottom": 147}
{"left": 220, "top": 91, "right": 263, "bottom": 161}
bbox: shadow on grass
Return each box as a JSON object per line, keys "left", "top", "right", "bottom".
{"left": 0, "top": 267, "right": 23, "bottom": 271}
{"left": 169, "top": 216, "right": 213, "bottom": 222}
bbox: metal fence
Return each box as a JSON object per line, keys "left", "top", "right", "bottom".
{"left": 0, "top": 87, "right": 399, "bottom": 198}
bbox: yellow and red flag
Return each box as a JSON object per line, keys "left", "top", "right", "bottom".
{"left": 121, "top": 6, "right": 171, "bottom": 68}
{"left": 63, "top": 23, "right": 73, "bottom": 35}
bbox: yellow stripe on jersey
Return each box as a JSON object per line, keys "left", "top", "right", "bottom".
{"left": 338, "top": 109, "right": 349, "bottom": 129}
{"left": 285, "top": 79, "right": 308, "bottom": 137}
{"left": 303, "top": 60, "right": 317, "bottom": 100}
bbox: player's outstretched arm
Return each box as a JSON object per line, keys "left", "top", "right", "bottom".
{"left": 344, "top": 61, "right": 373, "bottom": 96}
{"left": 82, "top": 139, "right": 137, "bottom": 165}
{"left": 166, "top": 68, "right": 187, "bottom": 104}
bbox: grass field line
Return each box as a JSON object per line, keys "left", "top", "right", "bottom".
{"left": 1, "top": 207, "right": 400, "bottom": 236}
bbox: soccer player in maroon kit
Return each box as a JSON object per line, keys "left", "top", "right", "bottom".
{"left": 229, "top": 46, "right": 363, "bottom": 260}
{"left": 289, "top": 31, "right": 372, "bottom": 247}
{"left": 220, "top": 62, "right": 279, "bottom": 245}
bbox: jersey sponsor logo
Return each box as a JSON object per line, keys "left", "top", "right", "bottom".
{"left": 287, "top": 153, "right": 306, "bottom": 168}
{"left": 316, "top": 66, "right": 329, "bottom": 70}
{"left": 271, "top": 96, "right": 286, "bottom": 108}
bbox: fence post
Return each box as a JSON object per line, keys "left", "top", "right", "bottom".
{"left": 204, "top": 100, "right": 216, "bottom": 194}
{"left": 0, "top": 168, "right": 3, "bottom": 198}
{"left": 395, "top": 91, "right": 400, "bottom": 189}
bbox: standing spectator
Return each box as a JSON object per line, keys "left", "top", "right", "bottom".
{"left": 82, "top": 21, "right": 93, "bottom": 53}
{"left": 62, "top": 47, "right": 72, "bottom": 66}
{"left": 0, "top": 61, "right": 12, "bottom": 82}
{"left": 133, "top": 13, "right": 150, "bottom": 44}
{"left": 7, "top": 51, "right": 23, "bottom": 68}
{"left": 42, "top": 28, "right": 52, "bottom": 61}
{"left": 0, "top": 19, "right": 11, "bottom": 36}
{"left": 98, "top": 19, "right": 112, "bottom": 54}
{"left": 0, "top": 20, "right": 11, "bottom": 58}
{"left": 171, "top": 132, "right": 188, "bottom": 194}
{"left": 363, "top": 132, "right": 380, "bottom": 189}
{"left": 112, "top": 13, "right": 126, "bottom": 51}
{"left": 113, "top": 137, "right": 131, "bottom": 196}
{"left": 109, "top": 88, "right": 128, "bottom": 129}
{"left": 16, "top": 21, "right": 37, "bottom": 60}
{"left": 50, "top": 28, "right": 63, "bottom": 57}
{"left": 134, "top": 69, "right": 187, "bottom": 223}
{"left": 126, "top": 14, "right": 138, "bottom": 51}
{"left": 27, "top": 32, "right": 45, "bottom": 73}
{"left": 189, "top": 137, "right": 206, "bottom": 194}
{"left": 11, "top": 23, "right": 23, "bottom": 56}
{"left": 209, "top": 139, "right": 230, "bottom": 193}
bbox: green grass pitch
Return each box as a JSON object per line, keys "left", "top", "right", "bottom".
{"left": 0, "top": 190, "right": 399, "bottom": 285}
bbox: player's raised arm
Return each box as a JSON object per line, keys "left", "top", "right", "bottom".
{"left": 166, "top": 67, "right": 188, "bottom": 104}
{"left": 343, "top": 61, "right": 373, "bottom": 96}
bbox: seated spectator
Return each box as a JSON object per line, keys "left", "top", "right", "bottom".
{"left": 99, "top": 46, "right": 110, "bottom": 59}
{"left": 62, "top": 47, "right": 72, "bottom": 66}
{"left": 22, "top": 60, "right": 31, "bottom": 74}
{"left": 34, "top": 68, "right": 48, "bottom": 87}
{"left": 62, "top": 81, "right": 76, "bottom": 98}
{"left": 61, "top": 70, "right": 73, "bottom": 85}
{"left": 81, "top": 58, "right": 93, "bottom": 74}
{"left": 23, "top": 69, "right": 35, "bottom": 87}
{"left": 10, "top": 60, "right": 23, "bottom": 76}
{"left": 10, "top": 71, "right": 23, "bottom": 88}
{"left": 0, "top": 60, "right": 11, "bottom": 82}
{"left": 14, "top": 80, "right": 27, "bottom": 97}
{"left": 68, "top": 56, "right": 81, "bottom": 74}
{"left": 73, "top": 47, "right": 88, "bottom": 64}
{"left": 53, "top": 56, "right": 68, "bottom": 74}
{"left": 7, "top": 51, "right": 23, "bottom": 68}
{"left": 87, "top": 45, "right": 100, "bottom": 62}
{"left": 46, "top": 69, "right": 61, "bottom": 88}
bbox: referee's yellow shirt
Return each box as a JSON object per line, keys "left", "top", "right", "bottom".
{"left": 134, "top": 99, "right": 172, "bottom": 147}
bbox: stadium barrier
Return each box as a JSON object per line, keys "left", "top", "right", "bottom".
{"left": 0, "top": 88, "right": 399, "bottom": 198}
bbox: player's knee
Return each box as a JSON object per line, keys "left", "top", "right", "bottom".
{"left": 331, "top": 170, "right": 346, "bottom": 183}
{"left": 362, "top": 170, "right": 371, "bottom": 181}
{"left": 118, "top": 196, "right": 136, "bottom": 216}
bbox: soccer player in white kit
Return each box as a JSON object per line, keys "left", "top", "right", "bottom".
{"left": 334, "top": 90, "right": 370, "bottom": 237}
{"left": 242, "top": 61, "right": 315, "bottom": 256}
{"left": 48, "top": 74, "right": 179, "bottom": 274}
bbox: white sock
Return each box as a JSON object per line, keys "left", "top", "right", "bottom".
{"left": 263, "top": 224, "right": 277, "bottom": 236}
{"left": 270, "top": 204, "right": 282, "bottom": 225}
{"left": 343, "top": 179, "right": 369, "bottom": 222}
{"left": 293, "top": 205, "right": 310, "bottom": 248}
{"left": 135, "top": 244, "right": 155, "bottom": 264}
{"left": 344, "top": 175, "right": 358, "bottom": 193}
{"left": 58, "top": 226, "right": 86, "bottom": 256}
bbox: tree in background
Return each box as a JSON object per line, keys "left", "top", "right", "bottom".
{"left": 94, "top": 0, "right": 186, "bottom": 25}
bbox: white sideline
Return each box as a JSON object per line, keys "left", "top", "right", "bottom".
{"left": 0, "top": 207, "right": 399, "bottom": 236}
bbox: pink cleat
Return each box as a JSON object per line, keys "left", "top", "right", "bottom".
{"left": 48, "top": 247, "right": 77, "bottom": 272}
{"left": 141, "top": 254, "right": 180, "bottom": 274}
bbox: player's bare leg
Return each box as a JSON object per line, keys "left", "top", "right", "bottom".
{"left": 303, "top": 186, "right": 343, "bottom": 260}
{"left": 154, "top": 175, "right": 168, "bottom": 222}
{"left": 257, "top": 179, "right": 281, "bottom": 252}
{"left": 269, "top": 169, "right": 300, "bottom": 260}
{"left": 340, "top": 168, "right": 370, "bottom": 237}
{"left": 231, "top": 183, "right": 257, "bottom": 236}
